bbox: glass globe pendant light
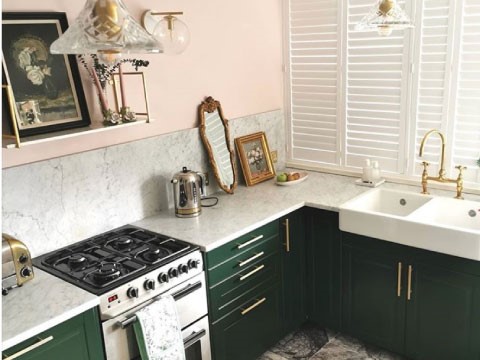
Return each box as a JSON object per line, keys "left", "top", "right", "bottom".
{"left": 355, "top": 0, "right": 413, "bottom": 36}
{"left": 143, "top": 10, "right": 190, "bottom": 55}
{"left": 50, "top": 0, "right": 162, "bottom": 64}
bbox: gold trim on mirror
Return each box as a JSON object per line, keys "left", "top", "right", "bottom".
{"left": 199, "top": 96, "right": 238, "bottom": 194}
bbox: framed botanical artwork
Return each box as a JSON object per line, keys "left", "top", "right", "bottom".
{"left": 235, "top": 131, "right": 276, "bottom": 186}
{"left": 2, "top": 12, "right": 91, "bottom": 137}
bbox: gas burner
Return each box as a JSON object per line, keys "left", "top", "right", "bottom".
{"left": 92, "top": 263, "right": 121, "bottom": 283}
{"left": 139, "top": 247, "right": 172, "bottom": 264}
{"left": 67, "top": 253, "right": 88, "bottom": 270}
{"left": 111, "top": 236, "right": 134, "bottom": 250}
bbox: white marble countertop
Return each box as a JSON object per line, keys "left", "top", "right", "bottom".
{"left": 2, "top": 268, "right": 99, "bottom": 351}
{"left": 3, "top": 171, "right": 477, "bottom": 352}
{"left": 134, "top": 171, "right": 479, "bottom": 251}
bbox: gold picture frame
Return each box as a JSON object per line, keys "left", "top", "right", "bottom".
{"left": 108, "top": 71, "right": 151, "bottom": 122}
{"left": 235, "top": 131, "right": 275, "bottom": 186}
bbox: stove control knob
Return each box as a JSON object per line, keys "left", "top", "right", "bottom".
{"left": 168, "top": 268, "right": 178, "bottom": 278}
{"left": 188, "top": 259, "right": 200, "bottom": 269}
{"left": 127, "top": 287, "right": 139, "bottom": 298}
{"left": 158, "top": 272, "right": 169, "bottom": 283}
{"left": 144, "top": 279, "right": 155, "bottom": 291}
{"left": 178, "top": 264, "right": 189, "bottom": 274}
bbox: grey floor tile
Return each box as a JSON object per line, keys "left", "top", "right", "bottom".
{"left": 260, "top": 323, "right": 328, "bottom": 359}
{"left": 258, "top": 351, "right": 288, "bottom": 360}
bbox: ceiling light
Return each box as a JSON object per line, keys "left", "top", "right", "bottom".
{"left": 355, "top": 0, "right": 413, "bottom": 36}
{"left": 50, "top": 0, "right": 162, "bottom": 64}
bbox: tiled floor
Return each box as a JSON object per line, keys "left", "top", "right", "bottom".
{"left": 258, "top": 322, "right": 406, "bottom": 360}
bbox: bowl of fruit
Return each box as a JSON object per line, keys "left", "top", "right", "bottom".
{"left": 275, "top": 171, "right": 308, "bottom": 186}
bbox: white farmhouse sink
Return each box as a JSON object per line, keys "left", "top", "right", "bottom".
{"left": 339, "top": 188, "right": 480, "bottom": 261}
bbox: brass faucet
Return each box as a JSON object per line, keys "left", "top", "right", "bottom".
{"left": 418, "top": 129, "right": 466, "bottom": 199}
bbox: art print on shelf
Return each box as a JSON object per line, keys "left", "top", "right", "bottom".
{"left": 2, "top": 12, "right": 91, "bottom": 138}
{"left": 235, "top": 131, "right": 276, "bottom": 186}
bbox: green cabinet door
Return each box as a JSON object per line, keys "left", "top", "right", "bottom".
{"left": 3, "top": 309, "right": 104, "bottom": 360}
{"left": 305, "top": 208, "right": 342, "bottom": 330}
{"left": 280, "top": 208, "right": 307, "bottom": 335}
{"left": 405, "top": 261, "right": 480, "bottom": 360}
{"left": 210, "top": 283, "right": 282, "bottom": 360}
{"left": 342, "top": 234, "right": 406, "bottom": 354}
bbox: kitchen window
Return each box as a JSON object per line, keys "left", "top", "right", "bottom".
{"left": 284, "top": 0, "right": 480, "bottom": 189}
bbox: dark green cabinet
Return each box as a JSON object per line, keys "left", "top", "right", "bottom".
{"left": 2, "top": 308, "right": 104, "bottom": 360}
{"left": 405, "top": 259, "right": 480, "bottom": 359}
{"left": 210, "top": 282, "right": 282, "bottom": 360}
{"left": 342, "top": 232, "right": 480, "bottom": 360}
{"left": 305, "top": 208, "right": 342, "bottom": 330}
{"left": 342, "top": 235, "right": 406, "bottom": 353}
{"left": 280, "top": 208, "right": 307, "bottom": 335}
{"left": 205, "top": 221, "right": 282, "bottom": 360}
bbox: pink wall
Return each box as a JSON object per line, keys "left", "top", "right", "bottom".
{"left": 2, "top": 0, "right": 284, "bottom": 168}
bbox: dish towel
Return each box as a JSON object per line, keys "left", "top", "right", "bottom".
{"left": 133, "top": 295, "right": 186, "bottom": 360}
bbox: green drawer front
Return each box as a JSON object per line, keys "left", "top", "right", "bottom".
{"left": 209, "top": 252, "right": 280, "bottom": 321}
{"left": 207, "top": 234, "right": 278, "bottom": 286}
{"left": 3, "top": 309, "right": 104, "bottom": 360}
{"left": 211, "top": 282, "right": 282, "bottom": 360}
{"left": 206, "top": 221, "right": 279, "bottom": 268}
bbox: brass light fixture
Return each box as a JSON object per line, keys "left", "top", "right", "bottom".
{"left": 355, "top": 0, "right": 413, "bottom": 36}
{"left": 50, "top": 0, "right": 162, "bottom": 64}
{"left": 143, "top": 10, "right": 190, "bottom": 55}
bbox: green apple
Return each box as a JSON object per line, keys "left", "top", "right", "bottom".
{"left": 277, "top": 173, "right": 287, "bottom": 182}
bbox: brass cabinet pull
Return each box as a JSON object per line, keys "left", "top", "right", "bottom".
{"left": 397, "top": 262, "right": 402, "bottom": 297}
{"left": 238, "top": 251, "right": 264, "bottom": 267}
{"left": 239, "top": 264, "right": 265, "bottom": 281}
{"left": 240, "top": 297, "right": 266, "bottom": 315}
{"left": 407, "top": 265, "right": 413, "bottom": 301}
{"left": 283, "top": 219, "right": 290, "bottom": 252}
{"left": 3, "top": 336, "right": 54, "bottom": 360}
{"left": 237, "top": 235, "right": 264, "bottom": 249}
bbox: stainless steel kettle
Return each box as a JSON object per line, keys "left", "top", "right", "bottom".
{"left": 171, "top": 167, "right": 207, "bottom": 218}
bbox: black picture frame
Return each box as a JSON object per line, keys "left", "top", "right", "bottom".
{"left": 2, "top": 12, "right": 91, "bottom": 137}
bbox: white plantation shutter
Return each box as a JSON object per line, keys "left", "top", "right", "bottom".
{"left": 287, "top": 0, "right": 340, "bottom": 166}
{"left": 285, "top": 0, "right": 479, "bottom": 188}
{"left": 450, "top": 0, "right": 480, "bottom": 183}
{"left": 410, "top": 0, "right": 454, "bottom": 177}
{"left": 345, "top": 0, "right": 410, "bottom": 173}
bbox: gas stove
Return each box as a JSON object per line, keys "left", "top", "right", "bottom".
{"left": 33, "top": 225, "right": 200, "bottom": 296}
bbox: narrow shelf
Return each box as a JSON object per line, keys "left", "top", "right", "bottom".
{"left": 3, "top": 118, "right": 150, "bottom": 149}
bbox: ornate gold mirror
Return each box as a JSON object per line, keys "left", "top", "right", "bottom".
{"left": 199, "top": 96, "right": 237, "bottom": 194}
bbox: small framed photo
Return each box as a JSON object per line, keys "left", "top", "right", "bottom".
{"left": 235, "top": 131, "right": 275, "bottom": 186}
{"left": 2, "top": 12, "right": 91, "bottom": 137}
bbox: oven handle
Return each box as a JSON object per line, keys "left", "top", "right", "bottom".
{"left": 118, "top": 281, "right": 203, "bottom": 329}
{"left": 171, "top": 281, "right": 202, "bottom": 301}
{"left": 183, "top": 328, "right": 207, "bottom": 349}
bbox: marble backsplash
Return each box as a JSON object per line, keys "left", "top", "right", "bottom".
{"left": 2, "top": 110, "right": 285, "bottom": 257}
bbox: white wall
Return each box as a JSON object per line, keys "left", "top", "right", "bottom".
{"left": 2, "top": 0, "right": 284, "bottom": 168}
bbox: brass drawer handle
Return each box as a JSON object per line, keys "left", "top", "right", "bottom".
{"left": 237, "top": 235, "right": 264, "bottom": 249}
{"left": 240, "top": 297, "right": 266, "bottom": 315}
{"left": 3, "top": 336, "right": 54, "bottom": 360}
{"left": 407, "top": 265, "right": 413, "bottom": 301}
{"left": 283, "top": 219, "right": 290, "bottom": 252}
{"left": 239, "top": 264, "right": 265, "bottom": 281}
{"left": 238, "top": 251, "right": 264, "bottom": 267}
{"left": 397, "top": 262, "right": 402, "bottom": 297}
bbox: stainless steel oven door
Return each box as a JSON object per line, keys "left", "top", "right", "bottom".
{"left": 102, "top": 272, "right": 209, "bottom": 360}
{"left": 183, "top": 315, "right": 211, "bottom": 360}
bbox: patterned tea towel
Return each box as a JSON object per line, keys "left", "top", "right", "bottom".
{"left": 133, "top": 295, "right": 186, "bottom": 360}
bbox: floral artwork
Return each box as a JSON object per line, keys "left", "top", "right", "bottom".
{"left": 2, "top": 12, "right": 90, "bottom": 137}
{"left": 235, "top": 132, "right": 275, "bottom": 186}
